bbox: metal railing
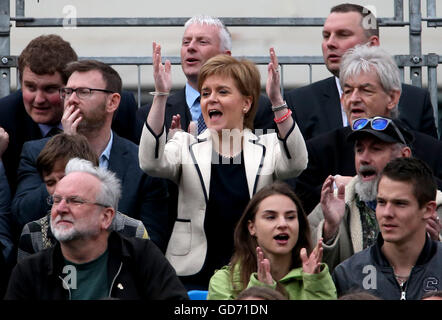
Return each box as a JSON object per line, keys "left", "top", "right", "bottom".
{"left": 0, "top": 0, "right": 441, "bottom": 129}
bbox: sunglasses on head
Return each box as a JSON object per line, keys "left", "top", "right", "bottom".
{"left": 351, "top": 117, "right": 407, "bottom": 145}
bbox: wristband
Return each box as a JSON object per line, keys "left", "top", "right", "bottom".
{"left": 149, "top": 91, "right": 170, "bottom": 96}
{"left": 271, "top": 101, "right": 288, "bottom": 112}
{"left": 274, "top": 109, "right": 292, "bottom": 124}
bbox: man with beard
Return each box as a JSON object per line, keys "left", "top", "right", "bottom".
{"left": 292, "top": 44, "right": 442, "bottom": 215}
{"left": 11, "top": 60, "right": 169, "bottom": 252}
{"left": 5, "top": 158, "right": 187, "bottom": 300}
{"left": 332, "top": 157, "right": 442, "bottom": 300}
{"left": 308, "top": 117, "right": 442, "bottom": 272}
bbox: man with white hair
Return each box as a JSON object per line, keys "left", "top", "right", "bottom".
{"left": 284, "top": 3, "right": 437, "bottom": 141}
{"left": 137, "top": 15, "right": 274, "bottom": 135}
{"left": 293, "top": 44, "right": 442, "bottom": 215}
{"left": 5, "top": 158, "right": 188, "bottom": 300}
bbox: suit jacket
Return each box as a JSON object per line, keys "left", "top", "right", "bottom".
{"left": 0, "top": 90, "right": 141, "bottom": 193}
{"left": 11, "top": 133, "right": 170, "bottom": 251}
{"left": 284, "top": 76, "right": 438, "bottom": 140}
{"left": 136, "top": 87, "right": 276, "bottom": 134}
{"left": 0, "top": 165, "right": 14, "bottom": 270}
{"left": 136, "top": 87, "right": 276, "bottom": 249}
{"left": 139, "top": 121, "right": 308, "bottom": 276}
{"left": 292, "top": 125, "right": 442, "bottom": 214}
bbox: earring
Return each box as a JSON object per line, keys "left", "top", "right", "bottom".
{"left": 243, "top": 108, "right": 247, "bottom": 113}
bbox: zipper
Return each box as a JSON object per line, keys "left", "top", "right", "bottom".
{"left": 397, "top": 266, "right": 414, "bottom": 300}
{"left": 108, "top": 262, "right": 123, "bottom": 298}
{"left": 399, "top": 282, "right": 406, "bottom": 300}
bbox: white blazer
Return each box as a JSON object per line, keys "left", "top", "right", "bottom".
{"left": 139, "top": 123, "right": 308, "bottom": 276}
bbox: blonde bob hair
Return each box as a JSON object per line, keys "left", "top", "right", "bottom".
{"left": 197, "top": 55, "right": 261, "bottom": 130}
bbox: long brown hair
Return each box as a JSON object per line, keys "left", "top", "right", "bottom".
{"left": 229, "top": 181, "right": 312, "bottom": 294}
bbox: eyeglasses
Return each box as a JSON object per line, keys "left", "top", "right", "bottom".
{"left": 59, "top": 87, "right": 114, "bottom": 100}
{"left": 352, "top": 117, "right": 407, "bottom": 145}
{"left": 47, "top": 195, "right": 109, "bottom": 208}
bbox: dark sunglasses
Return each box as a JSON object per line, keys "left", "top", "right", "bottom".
{"left": 352, "top": 117, "right": 407, "bottom": 145}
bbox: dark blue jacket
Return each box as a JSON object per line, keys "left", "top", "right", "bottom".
{"left": 333, "top": 235, "right": 442, "bottom": 300}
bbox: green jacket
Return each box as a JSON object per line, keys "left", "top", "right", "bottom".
{"left": 207, "top": 263, "right": 337, "bottom": 300}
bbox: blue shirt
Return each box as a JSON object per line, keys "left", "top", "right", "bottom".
{"left": 99, "top": 131, "right": 113, "bottom": 169}
{"left": 185, "top": 83, "right": 201, "bottom": 122}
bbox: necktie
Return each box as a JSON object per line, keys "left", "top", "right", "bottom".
{"left": 194, "top": 96, "right": 206, "bottom": 134}
{"left": 197, "top": 113, "right": 207, "bottom": 135}
{"left": 46, "top": 127, "right": 62, "bottom": 137}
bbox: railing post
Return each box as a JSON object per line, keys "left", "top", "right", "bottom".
{"left": 0, "top": 0, "right": 10, "bottom": 97}
{"left": 409, "top": 0, "right": 423, "bottom": 87}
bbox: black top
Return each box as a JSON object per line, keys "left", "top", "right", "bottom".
{"left": 180, "top": 151, "right": 250, "bottom": 290}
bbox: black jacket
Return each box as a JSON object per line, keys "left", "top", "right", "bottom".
{"left": 332, "top": 235, "right": 442, "bottom": 300}
{"left": 5, "top": 232, "right": 188, "bottom": 300}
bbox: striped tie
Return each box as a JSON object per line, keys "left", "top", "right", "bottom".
{"left": 197, "top": 113, "right": 207, "bottom": 135}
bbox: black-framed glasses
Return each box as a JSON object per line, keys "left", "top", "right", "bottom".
{"left": 59, "top": 87, "right": 114, "bottom": 100}
{"left": 352, "top": 117, "right": 407, "bottom": 145}
{"left": 47, "top": 195, "right": 109, "bottom": 208}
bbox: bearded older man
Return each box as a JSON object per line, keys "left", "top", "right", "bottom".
{"left": 308, "top": 116, "right": 441, "bottom": 272}
{"left": 5, "top": 158, "right": 187, "bottom": 300}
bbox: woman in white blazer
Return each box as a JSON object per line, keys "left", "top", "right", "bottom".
{"left": 139, "top": 42, "right": 308, "bottom": 290}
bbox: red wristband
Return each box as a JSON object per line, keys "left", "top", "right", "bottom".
{"left": 274, "top": 109, "right": 292, "bottom": 124}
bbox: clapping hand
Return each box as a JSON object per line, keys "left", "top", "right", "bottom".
{"left": 152, "top": 42, "right": 171, "bottom": 94}
{"left": 266, "top": 47, "right": 284, "bottom": 106}
{"left": 300, "top": 238, "right": 323, "bottom": 274}
{"left": 256, "top": 246, "right": 273, "bottom": 285}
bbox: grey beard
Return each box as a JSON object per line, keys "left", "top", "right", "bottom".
{"left": 354, "top": 175, "right": 379, "bottom": 202}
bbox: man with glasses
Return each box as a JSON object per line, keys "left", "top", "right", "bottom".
{"left": 12, "top": 60, "right": 170, "bottom": 253}
{"left": 6, "top": 158, "right": 188, "bottom": 300}
{"left": 0, "top": 35, "right": 140, "bottom": 196}
{"left": 16, "top": 133, "right": 147, "bottom": 262}
{"left": 291, "top": 44, "right": 442, "bottom": 215}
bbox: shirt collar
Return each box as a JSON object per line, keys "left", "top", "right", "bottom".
{"left": 335, "top": 76, "right": 348, "bottom": 126}
{"left": 185, "top": 82, "right": 200, "bottom": 108}
{"left": 38, "top": 123, "right": 63, "bottom": 137}
{"left": 99, "top": 131, "right": 113, "bottom": 169}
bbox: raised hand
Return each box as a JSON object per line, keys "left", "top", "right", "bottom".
{"left": 167, "top": 114, "right": 182, "bottom": 140}
{"left": 426, "top": 213, "right": 441, "bottom": 240}
{"left": 152, "top": 42, "right": 171, "bottom": 94}
{"left": 300, "top": 238, "right": 323, "bottom": 274}
{"left": 256, "top": 246, "right": 273, "bottom": 285}
{"left": 266, "top": 47, "right": 284, "bottom": 106}
{"left": 320, "top": 175, "right": 346, "bottom": 241}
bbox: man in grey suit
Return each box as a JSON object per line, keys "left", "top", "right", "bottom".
{"left": 12, "top": 60, "right": 169, "bottom": 252}
{"left": 284, "top": 3, "right": 437, "bottom": 140}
